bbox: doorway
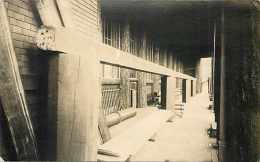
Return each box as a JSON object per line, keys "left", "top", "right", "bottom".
{"left": 130, "top": 81, "right": 137, "bottom": 108}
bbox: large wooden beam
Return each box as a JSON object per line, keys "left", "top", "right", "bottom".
{"left": 36, "top": 26, "right": 196, "bottom": 81}
{"left": 0, "top": 1, "right": 38, "bottom": 160}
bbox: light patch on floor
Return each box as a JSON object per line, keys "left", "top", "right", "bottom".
{"left": 131, "top": 92, "right": 216, "bottom": 162}
{"left": 109, "top": 107, "right": 158, "bottom": 138}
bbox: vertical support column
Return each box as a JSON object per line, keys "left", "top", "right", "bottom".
{"left": 161, "top": 76, "right": 167, "bottom": 110}
{"left": 120, "top": 21, "right": 130, "bottom": 108}
{"left": 36, "top": 1, "right": 101, "bottom": 160}
{"left": 137, "top": 33, "right": 147, "bottom": 108}
{"left": 195, "top": 58, "right": 202, "bottom": 94}
{"left": 52, "top": 53, "right": 100, "bottom": 161}
{"left": 218, "top": 7, "right": 226, "bottom": 162}
{"left": 153, "top": 45, "right": 161, "bottom": 97}
{"left": 161, "top": 76, "right": 176, "bottom": 110}
{"left": 186, "top": 79, "right": 191, "bottom": 102}
{"left": 194, "top": 79, "right": 197, "bottom": 96}
{"left": 211, "top": 21, "right": 217, "bottom": 101}
{"left": 253, "top": 7, "right": 260, "bottom": 161}
{"left": 214, "top": 18, "right": 221, "bottom": 141}
{"left": 167, "top": 76, "right": 176, "bottom": 110}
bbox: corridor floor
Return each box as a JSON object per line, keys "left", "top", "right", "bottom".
{"left": 131, "top": 92, "right": 216, "bottom": 162}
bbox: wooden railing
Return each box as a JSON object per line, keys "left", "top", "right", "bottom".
{"left": 101, "top": 88, "right": 121, "bottom": 115}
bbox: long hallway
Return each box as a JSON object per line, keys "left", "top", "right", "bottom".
{"left": 131, "top": 92, "right": 216, "bottom": 162}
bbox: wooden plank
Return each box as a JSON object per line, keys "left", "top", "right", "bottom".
{"left": 98, "top": 149, "right": 120, "bottom": 157}
{"left": 106, "top": 108, "right": 137, "bottom": 128}
{"left": 98, "top": 110, "right": 111, "bottom": 143}
{"left": 0, "top": 1, "right": 38, "bottom": 160}
{"left": 35, "top": 0, "right": 63, "bottom": 27}
{"left": 56, "top": 0, "right": 74, "bottom": 28}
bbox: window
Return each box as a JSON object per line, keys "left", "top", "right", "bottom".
{"left": 102, "top": 64, "right": 120, "bottom": 79}
{"left": 102, "top": 18, "right": 122, "bottom": 49}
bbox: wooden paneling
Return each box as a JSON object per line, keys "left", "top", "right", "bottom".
{"left": 70, "top": 0, "right": 100, "bottom": 40}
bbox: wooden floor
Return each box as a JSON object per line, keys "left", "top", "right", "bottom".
{"left": 98, "top": 107, "right": 174, "bottom": 161}
{"left": 98, "top": 93, "right": 217, "bottom": 162}
{"left": 109, "top": 107, "right": 158, "bottom": 137}
{"left": 131, "top": 92, "right": 217, "bottom": 162}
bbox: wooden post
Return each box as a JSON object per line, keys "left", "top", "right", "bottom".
{"left": 137, "top": 33, "right": 148, "bottom": 108}
{"left": 161, "top": 76, "right": 167, "bottom": 109}
{"left": 167, "top": 76, "right": 177, "bottom": 110}
{"left": 186, "top": 79, "right": 191, "bottom": 102}
{"left": 252, "top": 5, "right": 260, "bottom": 161}
{"left": 195, "top": 58, "right": 202, "bottom": 93}
{"left": 120, "top": 21, "right": 131, "bottom": 109}
{"left": 57, "top": 54, "right": 100, "bottom": 161}
{"left": 0, "top": 1, "right": 38, "bottom": 160}
{"left": 152, "top": 46, "right": 161, "bottom": 98}
{"left": 37, "top": 27, "right": 101, "bottom": 161}
{"left": 161, "top": 76, "right": 176, "bottom": 110}
{"left": 218, "top": 6, "right": 226, "bottom": 162}
{"left": 35, "top": 1, "right": 101, "bottom": 160}
{"left": 137, "top": 74, "right": 147, "bottom": 109}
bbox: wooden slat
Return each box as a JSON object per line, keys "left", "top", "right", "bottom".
{"left": 98, "top": 110, "right": 111, "bottom": 143}
{"left": 0, "top": 1, "right": 38, "bottom": 160}
{"left": 71, "top": 0, "right": 98, "bottom": 20}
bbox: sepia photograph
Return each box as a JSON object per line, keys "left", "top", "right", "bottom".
{"left": 0, "top": 0, "right": 259, "bottom": 162}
